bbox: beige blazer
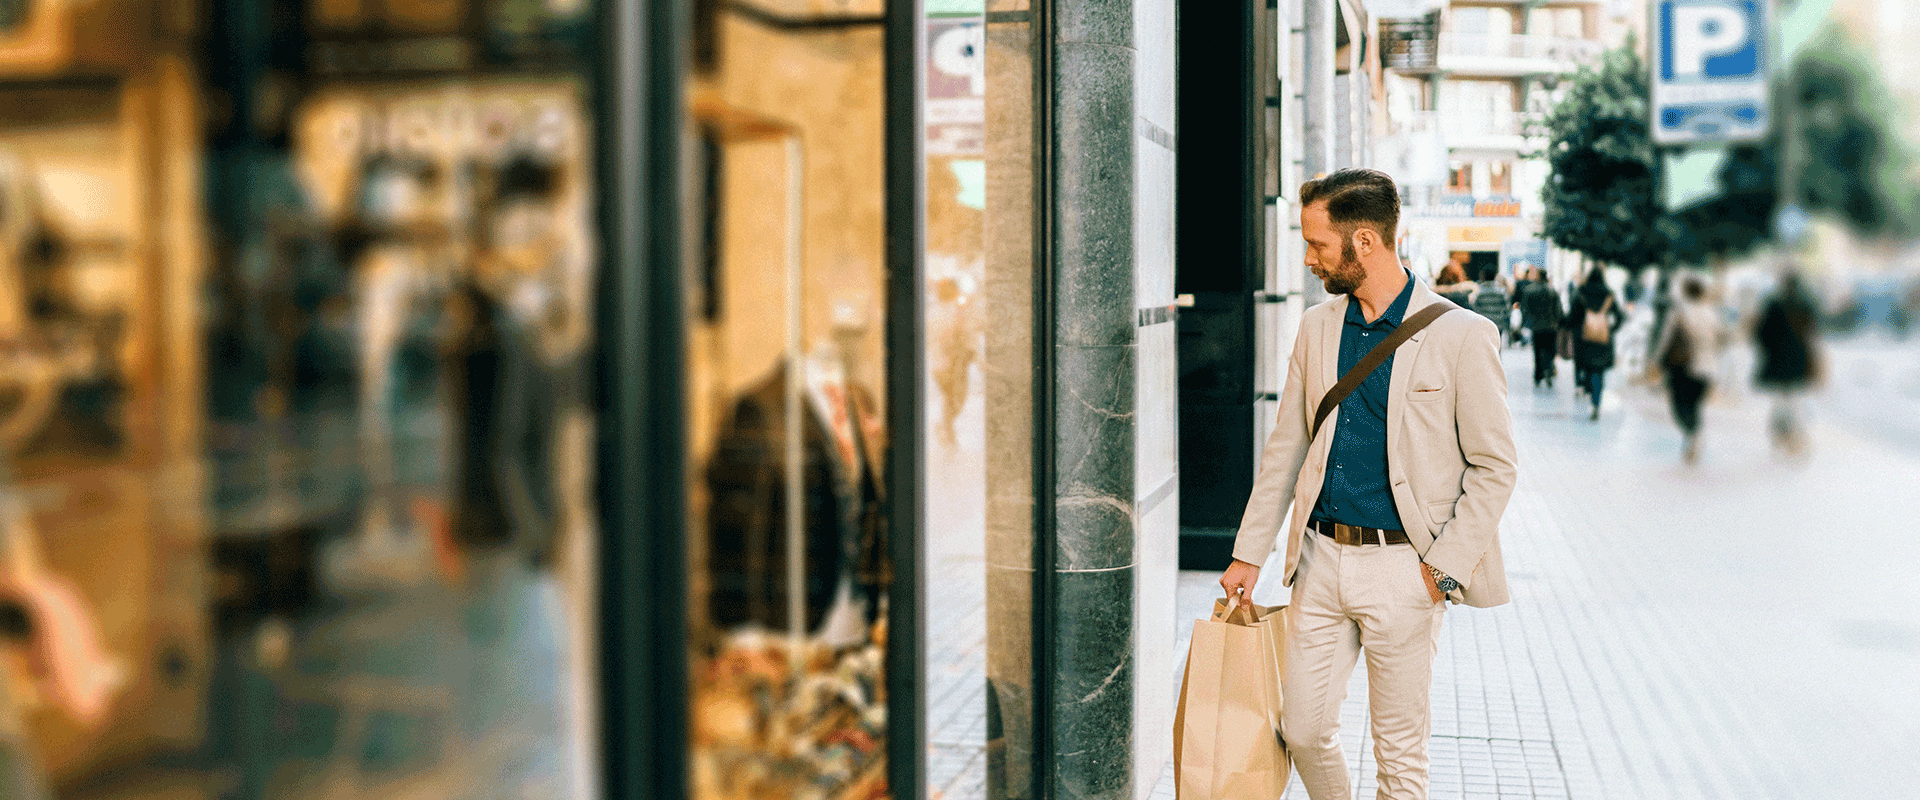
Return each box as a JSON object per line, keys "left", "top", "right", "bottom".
{"left": 1231, "top": 280, "right": 1518, "bottom": 607}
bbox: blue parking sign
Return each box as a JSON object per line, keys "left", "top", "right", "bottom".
{"left": 1652, "top": 0, "right": 1770, "bottom": 144}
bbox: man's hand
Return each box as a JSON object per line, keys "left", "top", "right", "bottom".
{"left": 1220, "top": 559, "right": 1261, "bottom": 603}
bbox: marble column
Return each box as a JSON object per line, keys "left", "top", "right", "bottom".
{"left": 1051, "top": 0, "right": 1139, "bottom": 797}
{"left": 987, "top": 1, "right": 1178, "bottom": 797}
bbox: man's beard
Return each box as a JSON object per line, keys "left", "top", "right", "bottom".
{"left": 1316, "top": 240, "right": 1365, "bottom": 295}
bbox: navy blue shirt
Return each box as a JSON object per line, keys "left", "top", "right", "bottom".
{"left": 1312, "top": 271, "right": 1416, "bottom": 531}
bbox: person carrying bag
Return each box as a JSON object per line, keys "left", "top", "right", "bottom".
{"left": 1174, "top": 597, "right": 1289, "bottom": 799}
{"left": 1220, "top": 170, "right": 1518, "bottom": 800}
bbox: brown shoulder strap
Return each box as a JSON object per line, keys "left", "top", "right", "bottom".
{"left": 1312, "top": 302, "right": 1458, "bottom": 440}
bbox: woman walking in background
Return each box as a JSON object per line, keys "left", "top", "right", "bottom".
{"left": 1651, "top": 274, "right": 1723, "bottom": 463}
{"left": 1434, "top": 260, "right": 1477, "bottom": 308}
{"left": 1563, "top": 269, "right": 1625, "bottom": 420}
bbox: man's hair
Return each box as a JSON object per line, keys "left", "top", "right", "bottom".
{"left": 1300, "top": 168, "right": 1401, "bottom": 247}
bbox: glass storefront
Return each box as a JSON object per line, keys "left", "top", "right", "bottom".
{"left": 0, "top": 0, "right": 943, "bottom": 796}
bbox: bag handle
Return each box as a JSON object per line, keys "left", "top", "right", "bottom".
{"left": 1311, "top": 301, "right": 1458, "bottom": 440}
{"left": 1215, "top": 596, "right": 1260, "bottom": 626}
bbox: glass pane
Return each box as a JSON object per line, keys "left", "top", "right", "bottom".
{"left": 924, "top": 0, "right": 1037, "bottom": 797}
{"left": 0, "top": 0, "right": 600, "bottom": 795}
{"left": 685, "top": 3, "right": 895, "bottom": 798}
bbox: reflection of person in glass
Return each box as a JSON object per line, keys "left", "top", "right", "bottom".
{"left": 0, "top": 348, "right": 124, "bottom": 799}
{"left": 447, "top": 151, "right": 585, "bottom": 567}
{"left": 929, "top": 270, "right": 980, "bottom": 449}
{"left": 342, "top": 152, "right": 444, "bottom": 583}
{"left": 1219, "top": 169, "right": 1517, "bottom": 800}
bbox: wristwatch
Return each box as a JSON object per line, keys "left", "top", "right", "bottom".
{"left": 1425, "top": 564, "right": 1460, "bottom": 594}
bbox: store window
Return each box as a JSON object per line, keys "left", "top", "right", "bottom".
{"left": 922, "top": 0, "right": 1041, "bottom": 798}
{"left": 1448, "top": 161, "right": 1473, "bottom": 194}
{"left": 684, "top": 2, "right": 900, "bottom": 798}
{"left": 1529, "top": 6, "right": 1588, "bottom": 38}
{"left": 0, "top": 0, "right": 601, "bottom": 796}
{"left": 1490, "top": 160, "right": 1513, "bottom": 195}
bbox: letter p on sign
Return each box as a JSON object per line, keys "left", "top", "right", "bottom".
{"left": 1672, "top": 5, "right": 1745, "bottom": 79}
{"left": 1660, "top": 0, "right": 1761, "bottom": 82}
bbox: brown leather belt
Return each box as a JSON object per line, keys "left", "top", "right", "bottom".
{"left": 1312, "top": 518, "right": 1409, "bottom": 546}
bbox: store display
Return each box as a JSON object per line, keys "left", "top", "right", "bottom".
{"left": 704, "top": 355, "right": 886, "bottom": 638}
{"left": 692, "top": 627, "right": 890, "bottom": 800}
{"left": 0, "top": 148, "right": 130, "bottom": 462}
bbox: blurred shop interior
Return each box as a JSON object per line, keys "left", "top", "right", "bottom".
{"left": 0, "top": 0, "right": 932, "bottom": 791}
{"left": 0, "top": 0, "right": 604, "bottom": 793}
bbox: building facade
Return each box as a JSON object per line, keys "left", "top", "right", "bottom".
{"left": 1374, "top": 0, "right": 1642, "bottom": 288}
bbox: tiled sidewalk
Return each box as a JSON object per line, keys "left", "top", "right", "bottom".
{"left": 934, "top": 341, "right": 1920, "bottom": 800}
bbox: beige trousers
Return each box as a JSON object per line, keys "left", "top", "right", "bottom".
{"left": 1284, "top": 529, "right": 1446, "bottom": 800}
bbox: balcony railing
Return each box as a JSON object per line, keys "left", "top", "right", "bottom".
{"left": 1437, "top": 33, "right": 1602, "bottom": 70}
{"left": 1392, "top": 111, "right": 1532, "bottom": 140}
{"left": 1382, "top": 14, "right": 1440, "bottom": 70}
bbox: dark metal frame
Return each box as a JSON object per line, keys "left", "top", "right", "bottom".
{"left": 1032, "top": 0, "right": 1059, "bottom": 797}
{"left": 592, "top": 0, "right": 689, "bottom": 795}
{"left": 884, "top": 1, "right": 929, "bottom": 799}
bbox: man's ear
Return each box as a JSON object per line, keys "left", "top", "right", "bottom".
{"left": 1353, "top": 227, "right": 1376, "bottom": 256}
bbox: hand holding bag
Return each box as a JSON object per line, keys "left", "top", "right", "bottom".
{"left": 1173, "top": 597, "right": 1290, "bottom": 799}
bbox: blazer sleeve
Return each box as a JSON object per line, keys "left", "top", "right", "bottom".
{"left": 1231, "top": 315, "right": 1317, "bottom": 566}
{"left": 1421, "top": 316, "right": 1519, "bottom": 588}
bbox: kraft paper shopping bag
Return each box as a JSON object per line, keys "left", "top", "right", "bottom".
{"left": 1173, "top": 598, "right": 1289, "bottom": 800}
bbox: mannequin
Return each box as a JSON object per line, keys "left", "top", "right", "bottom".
{"left": 704, "top": 337, "right": 886, "bottom": 644}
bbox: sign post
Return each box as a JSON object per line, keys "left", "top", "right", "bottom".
{"left": 1652, "top": 0, "right": 1770, "bottom": 145}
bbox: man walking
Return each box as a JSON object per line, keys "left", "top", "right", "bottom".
{"left": 1219, "top": 169, "right": 1517, "bottom": 800}
{"left": 1519, "top": 267, "right": 1564, "bottom": 388}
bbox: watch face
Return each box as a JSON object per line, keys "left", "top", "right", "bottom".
{"left": 0, "top": 0, "right": 30, "bottom": 36}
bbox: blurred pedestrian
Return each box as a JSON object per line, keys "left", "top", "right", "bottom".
{"left": 1509, "top": 265, "right": 1537, "bottom": 346}
{"left": 1518, "top": 267, "right": 1563, "bottom": 388}
{"left": 1434, "top": 261, "right": 1477, "bottom": 307}
{"left": 1650, "top": 274, "right": 1723, "bottom": 463}
{"left": 1563, "top": 269, "right": 1625, "bottom": 420}
{"left": 1470, "top": 281, "right": 1512, "bottom": 346}
{"left": 1753, "top": 270, "right": 1822, "bottom": 455}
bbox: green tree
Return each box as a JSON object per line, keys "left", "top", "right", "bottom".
{"left": 1538, "top": 38, "right": 1669, "bottom": 275}
{"left": 1791, "top": 23, "right": 1920, "bottom": 241}
{"left": 1542, "top": 25, "right": 1920, "bottom": 272}
{"left": 1665, "top": 22, "right": 1920, "bottom": 263}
